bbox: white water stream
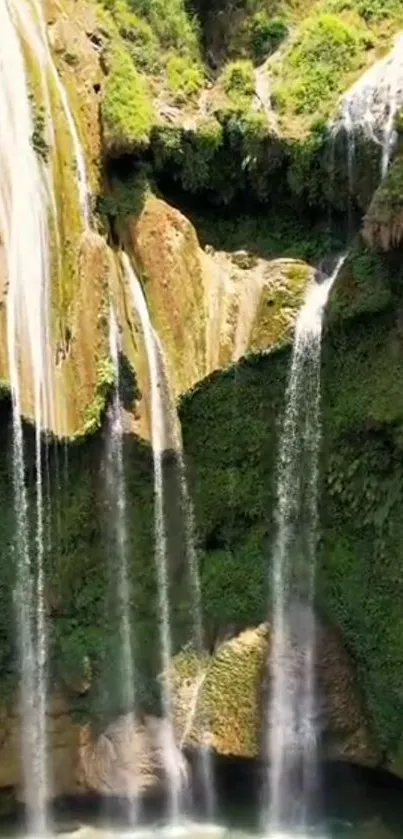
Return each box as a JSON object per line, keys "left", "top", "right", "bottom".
{"left": 123, "top": 253, "right": 215, "bottom": 824}
{"left": 34, "top": 1, "right": 90, "bottom": 225}
{"left": 265, "top": 257, "right": 345, "bottom": 833}
{"left": 0, "top": 1, "right": 53, "bottom": 832}
{"left": 123, "top": 253, "right": 182, "bottom": 824}
{"left": 161, "top": 345, "right": 215, "bottom": 822}
{"left": 0, "top": 0, "right": 92, "bottom": 829}
{"left": 335, "top": 33, "right": 403, "bottom": 181}
{"left": 106, "top": 308, "right": 138, "bottom": 821}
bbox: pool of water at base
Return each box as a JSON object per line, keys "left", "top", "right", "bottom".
{"left": 2, "top": 763, "right": 403, "bottom": 839}
{"left": 0, "top": 816, "right": 401, "bottom": 839}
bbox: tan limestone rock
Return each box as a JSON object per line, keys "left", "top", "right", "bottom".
{"left": 125, "top": 196, "right": 313, "bottom": 398}
{"left": 77, "top": 713, "right": 188, "bottom": 798}
{"left": 44, "top": 0, "right": 104, "bottom": 191}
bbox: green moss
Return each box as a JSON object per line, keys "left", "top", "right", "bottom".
{"left": 82, "top": 357, "right": 115, "bottom": 435}
{"left": 103, "top": 42, "right": 154, "bottom": 148}
{"left": 319, "top": 433, "right": 403, "bottom": 753}
{"left": 189, "top": 208, "right": 344, "bottom": 261}
{"left": 30, "top": 101, "right": 50, "bottom": 162}
{"left": 250, "top": 262, "right": 310, "bottom": 351}
{"left": 329, "top": 239, "right": 393, "bottom": 322}
{"left": 364, "top": 155, "right": 403, "bottom": 242}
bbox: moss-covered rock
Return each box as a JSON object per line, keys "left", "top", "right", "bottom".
{"left": 363, "top": 155, "right": 403, "bottom": 250}
{"left": 126, "top": 194, "right": 211, "bottom": 395}
{"left": 168, "top": 622, "right": 377, "bottom": 764}
{"left": 45, "top": 0, "right": 105, "bottom": 191}
{"left": 122, "top": 195, "right": 314, "bottom": 394}
{"left": 176, "top": 227, "right": 403, "bottom": 769}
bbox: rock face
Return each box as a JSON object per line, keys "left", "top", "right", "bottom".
{"left": 363, "top": 156, "right": 403, "bottom": 251}
{"left": 127, "top": 195, "right": 211, "bottom": 396}
{"left": 0, "top": 693, "right": 83, "bottom": 806}
{"left": 45, "top": 0, "right": 105, "bottom": 188}
{"left": 0, "top": 700, "right": 188, "bottom": 807}
{"left": 334, "top": 33, "right": 403, "bottom": 149}
{"left": 169, "top": 622, "right": 378, "bottom": 767}
{"left": 127, "top": 195, "right": 313, "bottom": 396}
{"left": 77, "top": 713, "right": 187, "bottom": 798}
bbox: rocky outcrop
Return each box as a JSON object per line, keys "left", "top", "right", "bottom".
{"left": 127, "top": 195, "right": 313, "bottom": 396}
{"left": 168, "top": 622, "right": 378, "bottom": 767}
{"left": 0, "top": 693, "right": 83, "bottom": 807}
{"left": 334, "top": 32, "right": 403, "bottom": 151}
{"left": 45, "top": 0, "right": 105, "bottom": 190}
{"left": 77, "top": 714, "right": 187, "bottom": 798}
{"left": 0, "top": 697, "right": 188, "bottom": 808}
{"left": 363, "top": 156, "right": 403, "bottom": 251}
{"left": 127, "top": 195, "right": 211, "bottom": 396}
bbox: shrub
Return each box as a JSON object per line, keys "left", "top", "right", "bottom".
{"left": 330, "top": 0, "right": 402, "bottom": 22}
{"left": 250, "top": 14, "right": 288, "bottom": 63}
{"left": 274, "top": 13, "right": 372, "bottom": 115}
{"left": 102, "top": 43, "right": 154, "bottom": 147}
{"left": 96, "top": 173, "right": 150, "bottom": 219}
{"left": 126, "top": 0, "right": 200, "bottom": 55}
{"left": 222, "top": 60, "right": 255, "bottom": 104}
{"left": 119, "top": 9, "right": 161, "bottom": 71}
{"left": 166, "top": 54, "right": 204, "bottom": 104}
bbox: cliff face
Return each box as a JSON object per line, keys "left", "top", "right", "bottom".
{"left": 1, "top": 0, "right": 403, "bottom": 810}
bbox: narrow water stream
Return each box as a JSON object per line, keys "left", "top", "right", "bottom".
{"left": 265, "top": 257, "right": 345, "bottom": 833}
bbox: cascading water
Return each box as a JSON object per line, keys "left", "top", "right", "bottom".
{"left": 29, "top": 0, "right": 91, "bottom": 226}
{"left": 335, "top": 33, "right": 403, "bottom": 181}
{"left": 123, "top": 253, "right": 182, "bottom": 824}
{"left": 265, "top": 257, "right": 345, "bottom": 835}
{"left": 106, "top": 308, "right": 138, "bottom": 820}
{"left": 161, "top": 349, "right": 215, "bottom": 822}
{"left": 0, "top": 1, "right": 53, "bottom": 832}
{"left": 123, "top": 253, "right": 215, "bottom": 825}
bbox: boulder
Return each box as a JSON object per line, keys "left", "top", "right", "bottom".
{"left": 168, "top": 619, "right": 379, "bottom": 767}
{"left": 77, "top": 713, "right": 188, "bottom": 798}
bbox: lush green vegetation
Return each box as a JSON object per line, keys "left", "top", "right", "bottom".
{"left": 175, "top": 238, "right": 403, "bottom": 762}
{"left": 363, "top": 155, "right": 403, "bottom": 249}
{"left": 166, "top": 55, "right": 205, "bottom": 104}
{"left": 273, "top": 14, "right": 372, "bottom": 117}
{"left": 189, "top": 206, "right": 344, "bottom": 262}
{"left": 222, "top": 60, "right": 255, "bottom": 103}
{"left": 269, "top": 1, "right": 403, "bottom": 134}
{"left": 96, "top": 0, "right": 403, "bottom": 211}
{"left": 0, "top": 400, "right": 200, "bottom": 717}
{"left": 102, "top": 41, "right": 154, "bottom": 147}
{"left": 97, "top": 0, "right": 203, "bottom": 144}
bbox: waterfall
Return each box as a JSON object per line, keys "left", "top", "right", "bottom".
{"left": 335, "top": 33, "right": 403, "bottom": 181}
{"left": 161, "top": 354, "right": 215, "bottom": 822}
{"left": 29, "top": 0, "right": 91, "bottom": 226}
{"left": 106, "top": 308, "right": 138, "bottom": 821}
{"left": 0, "top": 0, "right": 53, "bottom": 832}
{"left": 123, "top": 253, "right": 215, "bottom": 824}
{"left": 264, "top": 257, "right": 345, "bottom": 834}
{"left": 123, "top": 253, "right": 182, "bottom": 824}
